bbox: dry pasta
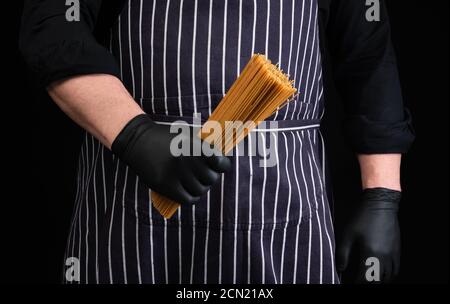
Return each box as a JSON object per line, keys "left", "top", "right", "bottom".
{"left": 152, "top": 54, "right": 297, "bottom": 219}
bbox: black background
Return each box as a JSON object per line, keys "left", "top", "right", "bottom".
{"left": 6, "top": 1, "right": 448, "bottom": 284}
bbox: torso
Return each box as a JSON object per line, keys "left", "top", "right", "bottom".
{"left": 65, "top": 0, "right": 337, "bottom": 285}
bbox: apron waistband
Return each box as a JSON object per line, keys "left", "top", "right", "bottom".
{"left": 147, "top": 113, "right": 321, "bottom": 133}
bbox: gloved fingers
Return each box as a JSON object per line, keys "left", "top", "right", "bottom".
{"left": 336, "top": 236, "right": 353, "bottom": 273}
{"left": 189, "top": 158, "right": 222, "bottom": 186}
{"left": 205, "top": 154, "right": 232, "bottom": 173}
{"left": 170, "top": 182, "right": 201, "bottom": 205}
{"left": 180, "top": 173, "right": 210, "bottom": 197}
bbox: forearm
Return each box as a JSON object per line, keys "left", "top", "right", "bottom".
{"left": 48, "top": 74, "right": 144, "bottom": 149}
{"left": 358, "top": 154, "right": 402, "bottom": 192}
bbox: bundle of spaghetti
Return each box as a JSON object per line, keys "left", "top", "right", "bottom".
{"left": 152, "top": 54, "right": 297, "bottom": 219}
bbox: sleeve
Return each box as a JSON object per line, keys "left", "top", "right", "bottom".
{"left": 326, "top": 0, "right": 415, "bottom": 154}
{"left": 19, "top": 0, "right": 121, "bottom": 88}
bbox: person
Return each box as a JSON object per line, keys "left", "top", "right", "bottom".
{"left": 20, "top": 0, "right": 415, "bottom": 284}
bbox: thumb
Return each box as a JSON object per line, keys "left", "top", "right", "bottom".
{"left": 336, "top": 235, "right": 353, "bottom": 272}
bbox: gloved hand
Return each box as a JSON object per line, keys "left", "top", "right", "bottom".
{"left": 336, "top": 188, "right": 402, "bottom": 283}
{"left": 111, "top": 114, "right": 231, "bottom": 205}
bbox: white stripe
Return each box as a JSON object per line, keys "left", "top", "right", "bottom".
{"left": 232, "top": 0, "right": 243, "bottom": 285}
{"left": 84, "top": 135, "right": 97, "bottom": 283}
{"left": 78, "top": 143, "right": 84, "bottom": 283}
{"left": 320, "top": 131, "right": 337, "bottom": 284}
{"left": 269, "top": 132, "right": 280, "bottom": 284}
{"left": 233, "top": 141, "right": 240, "bottom": 284}
{"left": 73, "top": 140, "right": 86, "bottom": 283}
{"left": 309, "top": 130, "right": 335, "bottom": 284}
{"left": 190, "top": 205, "right": 196, "bottom": 283}
{"left": 176, "top": 0, "right": 185, "bottom": 114}
{"left": 307, "top": 152, "right": 323, "bottom": 284}
{"left": 278, "top": 0, "right": 283, "bottom": 66}
{"left": 222, "top": 0, "right": 228, "bottom": 96}
{"left": 163, "top": 0, "right": 171, "bottom": 115}
{"left": 191, "top": 0, "right": 199, "bottom": 113}
{"left": 283, "top": 0, "right": 297, "bottom": 120}
{"left": 206, "top": 0, "right": 214, "bottom": 116}
{"left": 135, "top": 177, "right": 142, "bottom": 284}
{"left": 311, "top": 70, "right": 323, "bottom": 118}
{"left": 150, "top": 0, "right": 156, "bottom": 112}
{"left": 127, "top": 1, "right": 136, "bottom": 98}
{"left": 108, "top": 160, "right": 120, "bottom": 283}
{"left": 265, "top": 0, "right": 270, "bottom": 55}
{"left": 237, "top": 0, "right": 243, "bottom": 75}
{"left": 127, "top": 2, "right": 139, "bottom": 284}
{"left": 177, "top": 0, "right": 184, "bottom": 276}
{"left": 121, "top": 167, "right": 129, "bottom": 283}
{"left": 148, "top": 191, "right": 155, "bottom": 283}
{"left": 66, "top": 154, "right": 82, "bottom": 282}
{"left": 189, "top": 0, "right": 200, "bottom": 284}
{"left": 218, "top": 0, "right": 228, "bottom": 284}
{"left": 296, "top": 131, "right": 313, "bottom": 284}
{"left": 318, "top": 87, "right": 325, "bottom": 120}
{"left": 308, "top": 152, "right": 323, "bottom": 284}
{"left": 204, "top": 192, "right": 210, "bottom": 283}
{"left": 107, "top": 16, "right": 126, "bottom": 284}
{"left": 290, "top": 1, "right": 306, "bottom": 120}
{"left": 203, "top": 0, "right": 214, "bottom": 283}
{"left": 280, "top": 133, "right": 293, "bottom": 283}
{"left": 162, "top": 0, "right": 172, "bottom": 283}
{"left": 251, "top": 0, "right": 257, "bottom": 54}
{"left": 101, "top": 146, "right": 107, "bottom": 214}
{"left": 290, "top": 131, "right": 303, "bottom": 284}
{"left": 306, "top": 16, "right": 321, "bottom": 122}
{"left": 247, "top": 133, "right": 254, "bottom": 284}
{"left": 259, "top": 132, "right": 268, "bottom": 283}
{"left": 306, "top": 57, "right": 319, "bottom": 122}
{"left": 295, "top": 2, "right": 313, "bottom": 121}
{"left": 218, "top": 174, "right": 225, "bottom": 284}
{"left": 164, "top": 217, "right": 169, "bottom": 283}
{"left": 138, "top": 0, "right": 144, "bottom": 104}
{"left": 306, "top": 41, "right": 320, "bottom": 109}
{"left": 300, "top": 5, "right": 318, "bottom": 121}
{"left": 247, "top": 2, "right": 257, "bottom": 282}
{"left": 92, "top": 139, "right": 101, "bottom": 283}
{"left": 273, "top": 0, "right": 283, "bottom": 120}
{"left": 253, "top": 124, "right": 321, "bottom": 132}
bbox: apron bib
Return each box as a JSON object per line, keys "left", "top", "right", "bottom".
{"left": 65, "top": 0, "right": 338, "bottom": 284}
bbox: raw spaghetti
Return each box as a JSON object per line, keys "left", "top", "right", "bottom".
{"left": 152, "top": 54, "right": 297, "bottom": 219}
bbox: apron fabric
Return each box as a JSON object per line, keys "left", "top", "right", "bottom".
{"left": 64, "top": 0, "right": 338, "bottom": 284}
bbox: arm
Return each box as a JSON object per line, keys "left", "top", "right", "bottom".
{"left": 20, "top": 0, "right": 141, "bottom": 148}
{"left": 358, "top": 154, "right": 401, "bottom": 192}
{"left": 20, "top": 0, "right": 231, "bottom": 205}
{"left": 19, "top": 0, "right": 121, "bottom": 88}
{"left": 48, "top": 74, "right": 144, "bottom": 149}
{"left": 326, "top": 0, "right": 414, "bottom": 283}
{"left": 326, "top": 0, "right": 415, "bottom": 154}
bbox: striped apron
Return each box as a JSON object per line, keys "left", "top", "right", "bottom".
{"left": 64, "top": 0, "right": 338, "bottom": 284}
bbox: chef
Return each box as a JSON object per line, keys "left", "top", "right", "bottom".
{"left": 20, "top": 0, "right": 415, "bottom": 284}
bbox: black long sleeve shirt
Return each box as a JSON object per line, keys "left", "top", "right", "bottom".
{"left": 19, "top": 0, "right": 415, "bottom": 154}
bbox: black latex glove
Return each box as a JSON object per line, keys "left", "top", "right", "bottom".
{"left": 336, "top": 188, "right": 402, "bottom": 283}
{"left": 112, "top": 114, "right": 231, "bottom": 205}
